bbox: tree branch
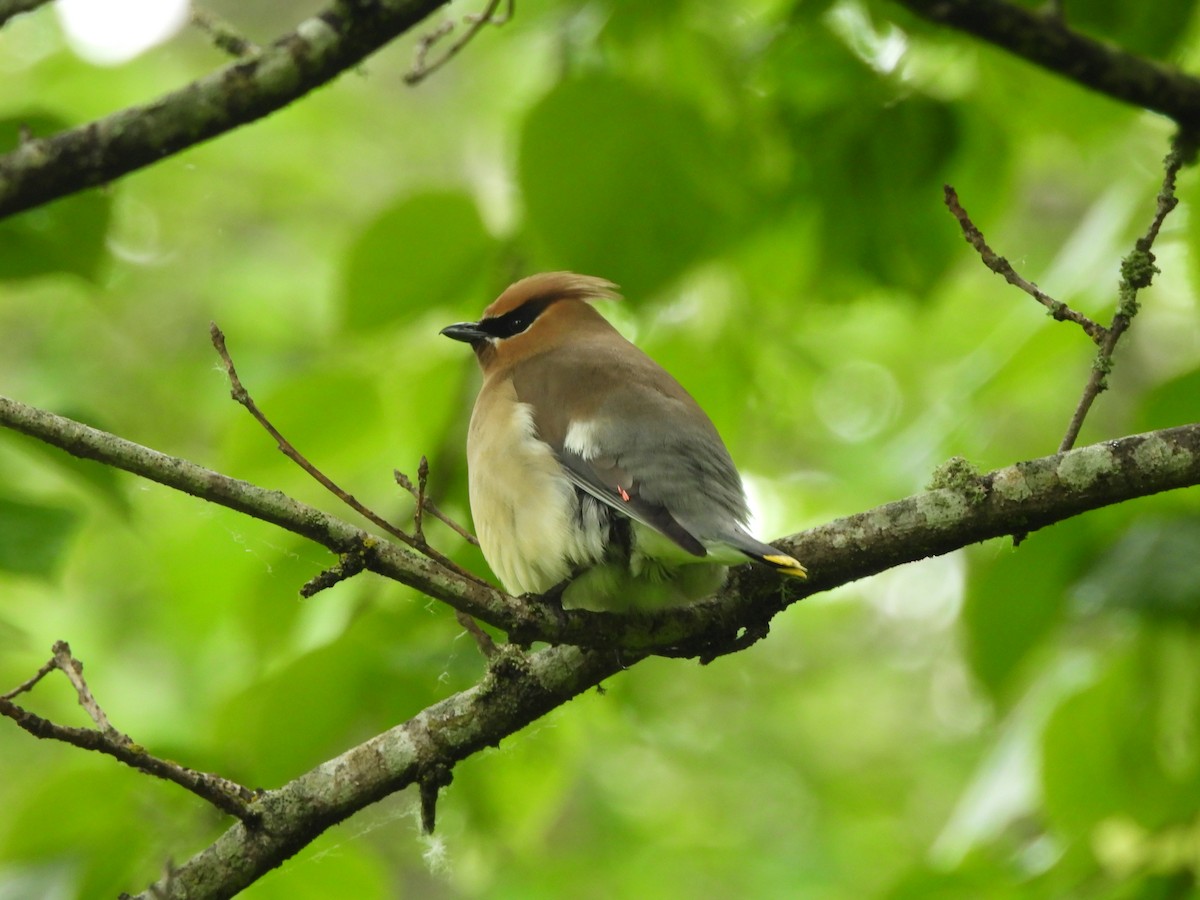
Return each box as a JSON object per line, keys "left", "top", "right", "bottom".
{"left": 892, "top": 0, "right": 1200, "bottom": 128}
{"left": 0, "top": 0, "right": 452, "bottom": 219}
{"left": 1059, "top": 133, "right": 1198, "bottom": 450}
{"left": 123, "top": 642, "right": 628, "bottom": 900}
{"left": 395, "top": 461, "right": 481, "bottom": 547}
{"left": 0, "top": 393, "right": 518, "bottom": 627}
{"left": 90, "top": 421, "right": 1194, "bottom": 897}
{"left": 2, "top": 394, "right": 1198, "bottom": 656}
{"left": 946, "top": 133, "right": 1195, "bottom": 454}
{"left": 943, "top": 184, "right": 1105, "bottom": 343}
{"left": 209, "top": 323, "right": 486, "bottom": 585}
{"left": 3, "top": 395, "right": 1199, "bottom": 897}
{"left": 1, "top": 642, "right": 259, "bottom": 823}
{"left": 403, "top": 0, "right": 512, "bottom": 85}
{"left": 0, "top": 0, "right": 48, "bottom": 28}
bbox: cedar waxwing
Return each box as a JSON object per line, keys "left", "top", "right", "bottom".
{"left": 441, "top": 272, "right": 807, "bottom": 611}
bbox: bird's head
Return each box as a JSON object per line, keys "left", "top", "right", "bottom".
{"left": 440, "top": 272, "right": 621, "bottom": 372}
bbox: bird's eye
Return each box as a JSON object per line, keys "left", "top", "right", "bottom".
{"left": 484, "top": 300, "right": 551, "bottom": 339}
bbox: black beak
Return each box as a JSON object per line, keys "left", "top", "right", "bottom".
{"left": 440, "top": 321, "right": 489, "bottom": 344}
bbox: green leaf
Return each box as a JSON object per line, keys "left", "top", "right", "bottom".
{"left": 960, "top": 523, "right": 1081, "bottom": 700}
{"left": 211, "top": 606, "right": 477, "bottom": 784}
{"left": 1136, "top": 367, "right": 1200, "bottom": 433}
{"left": 518, "top": 74, "right": 752, "bottom": 298}
{"left": 803, "top": 93, "right": 967, "bottom": 295}
{"left": 0, "top": 764, "right": 193, "bottom": 898}
{"left": 0, "top": 113, "right": 112, "bottom": 282}
{"left": 1073, "top": 517, "right": 1200, "bottom": 626}
{"left": 1066, "top": 0, "right": 1198, "bottom": 59}
{"left": 1042, "top": 632, "right": 1200, "bottom": 835}
{"left": 0, "top": 495, "right": 80, "bottom": 578}
{"left": 341, "top": 191, "right": 494, "bottom": 332}
{"left": 220, "top": 370, "right": 385, "bottom": 477}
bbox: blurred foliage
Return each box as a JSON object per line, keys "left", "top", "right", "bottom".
{"left": 1, "top": 0, "right": 1199, "bottom": 897}
{"left": 0, "top": 114, "right": 112, "bottom": 283}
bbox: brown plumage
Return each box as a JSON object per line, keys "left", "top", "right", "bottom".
{"left": 441, "top": 272, "right": 806, "bottom": 610}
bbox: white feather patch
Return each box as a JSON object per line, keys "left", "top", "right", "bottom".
{"left": 563, "top": 420, "right": 603, "bottom": 460}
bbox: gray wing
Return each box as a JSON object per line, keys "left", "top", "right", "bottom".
{"left": 555, "top": 398, "right": 751, "bottom": 559}
{"left": 509, "top": 333, "right": 752, "bottom": 559}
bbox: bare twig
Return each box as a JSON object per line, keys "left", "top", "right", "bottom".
{"left": 404, "top": 0, "right": 513, "bottom": 85}
{"left": 946, "top": 134, "right": 1195, "bottom": 453}
{"left": 396, "top": 458, "right": 495, "bottom": 653}
{"left": 468, "top": 0, "right": 513, "bottom": 26}
{"left": 944, "top": 185, "right": 1106, "bottom": 343}
{"left": 210, "top": 323, "right": 404, "bottom": 539}
{"left": 418, "top": 763, "right": 452, "bottom": 834}
{"left": 0, "top": 654, "right": 57, "bottom": 701}
{"left": 300, "top": 540, "right": 370, "bottom": 598}
{"left": 1, "top": 643, "right": 260, "bottom": 823}
{"left": 407, "top": 19, "right": 455, "bottom": 76}
{"left": 1059, "top": 133, "right": 1197, "bottom": 451}
{"left": 191, "top": 8, "right": 260, "bottom": 57}
{"left": 398, "top": 458, "right": 494, "bottom": 655}
{"left": 210, "top": 323, "right": 487, "bottom": 586}
{"left": 394, "top": 466, "right": 480, "bottom": 546}
{"left": 414, "top": 456, "right": 429, "bottom": 541}
{"left": 454, "top": 610, "right": 499, "bottom": 657}
{"left": 51, "top": 640, "right": 122, "bottom": 736}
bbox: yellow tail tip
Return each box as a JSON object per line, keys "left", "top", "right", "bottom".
{"left": 763, "top": 553, "right": 808, "bottom": 579}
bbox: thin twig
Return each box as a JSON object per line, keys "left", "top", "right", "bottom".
{"left": 398, "top": 457, "right": 493, "bottom": 655}
{"left": 209, "top": 323, "right": 488, "bottom": 586}
{"left": 395, "top": 467, "right": 480, "bottom": 546}
{"left": 944, "top": 185, "right": 1107, "bottom": 343}
{"left": 0, "top": 655, "right": 57, "bottom": 701}
{"left": 404, "top": 0, "right": 513, "bottom": 85}
{"left": 210, "top": 323, "right": 404, "bottom": 539}
{"left": 300, "top": 540, "right": 370, "bottom": 598}
{"left": 414, "top": 455, "right": 429, "bottom": 542}
{"left": 454, "top": 610, "right": 499, "bottom": 657}
{"left": 0, "top": 643, "right": 260, "bottom": 823}
{"left": 52, "top": 640, "right": 122, "bottom": 736}
{"left": 407, "top": 19, "right": 454, "bottom": 77}
{"left": 418, "top": 763, "right": 453, "bottom": 834}
{"left": 190, "top": 8, "right": 260, "bottom": 57}
{"left": 1059, "top": 132, "right": 1197, "bottom": 451}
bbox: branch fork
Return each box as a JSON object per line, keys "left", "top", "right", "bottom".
{"left": 1, "top": 642, "right": 260, "bottom": 824}
{"left": 210, "top": 322, "right": 497, "bottom": 656}
{"left": 944, "top": 130, "right": 1195, "bottom": 453}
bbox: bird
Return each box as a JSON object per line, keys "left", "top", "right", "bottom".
{"left": 440, "top": 272, "right": 807, "bottom": 611}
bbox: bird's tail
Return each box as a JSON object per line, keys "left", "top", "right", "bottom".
{"left": 725, "top": 532, "right": 808, "bottom": 579}
{"left": 756, "top": 550, "right": 808, "bottom": 579}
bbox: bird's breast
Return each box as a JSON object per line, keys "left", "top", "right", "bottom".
{"left": 466, "top": 382, "right": 607, "bottom": 595}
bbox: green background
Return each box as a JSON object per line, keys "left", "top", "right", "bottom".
{"left": 2, "top": 0, "right": 1200, "bottom": 897}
